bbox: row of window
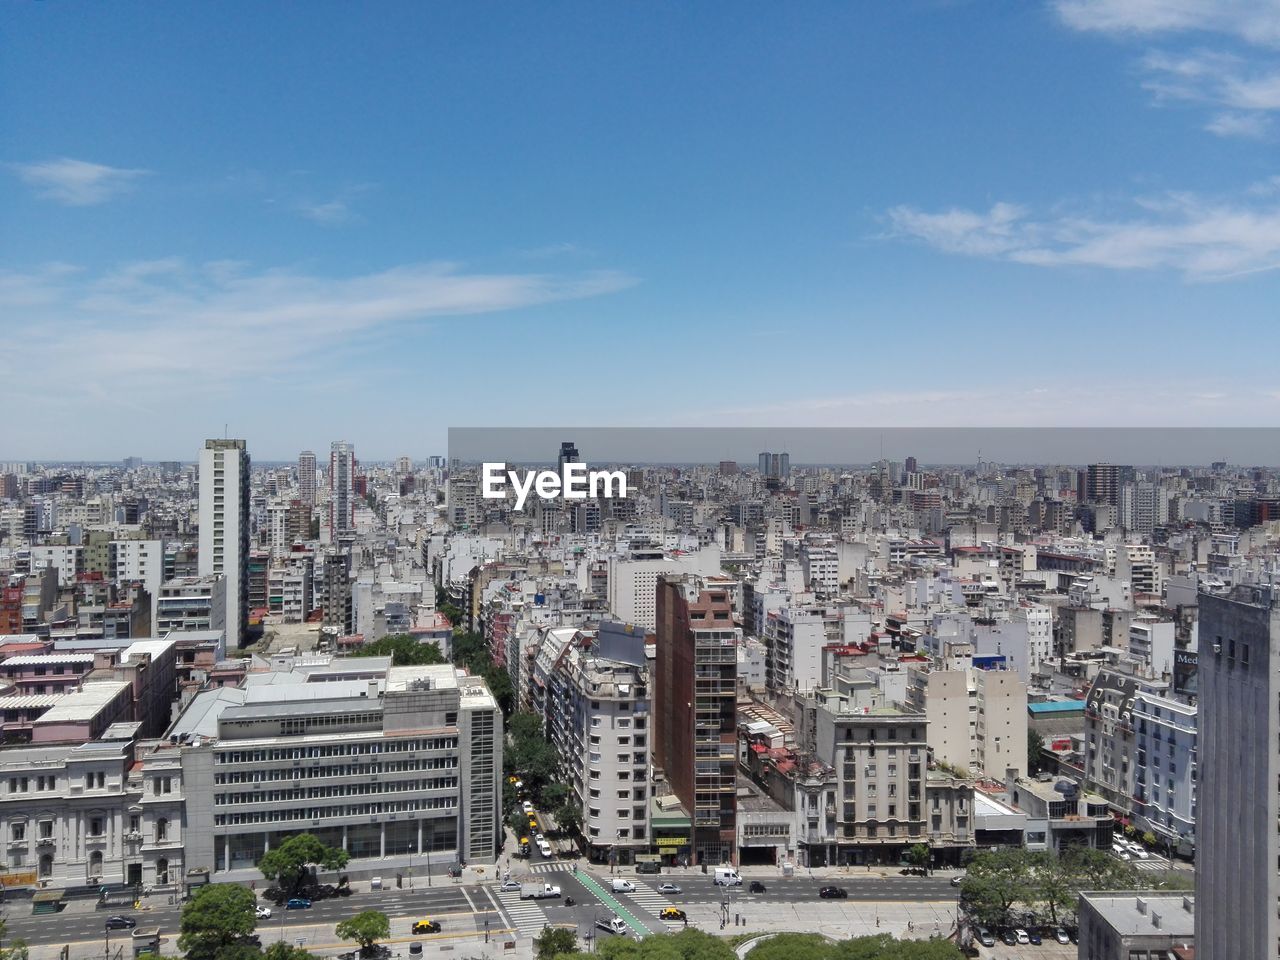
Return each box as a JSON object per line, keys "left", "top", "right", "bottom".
{"left": 214, "top": 796, "right": 457, "bottom": 825}
{"left": 215, "top": 737, "right": 458, "bottom": 764}
{"left": 215, "top": 757, "right": 457, "bottom": 784}
{"left": 215, "top": 777, "right": 459, "bottom": 805}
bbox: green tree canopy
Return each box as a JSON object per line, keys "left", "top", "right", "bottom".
{"left": 598, "top": 928, "right": 735, "bottom": 959}
{"left": 905, "top": 843, "right": 931, "bottom": 874}
{"left": 177, "top": 883, "right": 257, "bottom": 960}
{"left": 263, "top": 944, "right": 319, "bottom": 960}
{"left": 1027, "top": 730, "right": 1046, "bottom": 775}
{"left": 358, "top": 634, "right": 445, "bottom": 666}
{"left": 745, "top": 933, "right": 837, "bottom": 960}
{"left": 533, "top": 926, "right": 578, "bottom": 960}
{"left": 961, "top": 846, "right": 1140, "bottom": 928}
{"left": 258, "top": 833, "right": 350, "bottom": 893}
{"left": 0, "top": 920, "right": 28, "bottom": 960}
{"left": 335, "top": 911, "right": 391, "bottom": 950}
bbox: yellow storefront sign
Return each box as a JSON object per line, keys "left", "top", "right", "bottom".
{"left": 0, "top": 871, "right": 37, "bottom": 888}
{"left": 655, "top": 837, "right": 688, "bottom": 848}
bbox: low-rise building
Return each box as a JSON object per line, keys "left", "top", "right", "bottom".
{"left": 1078, "top": 891, "right": 1195, "bottom": 960}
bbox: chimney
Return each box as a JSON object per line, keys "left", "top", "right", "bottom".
{"left": 1135, "top": 897, "right": 1147, "bottom": 914}
{"left": 1151, "top": 911, "right": 1161, "bottom": 929}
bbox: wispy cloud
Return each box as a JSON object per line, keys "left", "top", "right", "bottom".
{"left": 886, "top": 189, "right": 1280, "bottom": 278}
{"left": 0, "top": 259, "right": 636, "bottom": 408}
{"left": 1054, "top": 2, "right": 1280, "bottom": 136}
{"left": 297, "top": 200, "right": 353, "bottom": 224}
{"left": 11, "top": 158, "right": 149, "bottom": 206}
{"left": 1054, "top": 1, "right": 1280, "bottom": 48}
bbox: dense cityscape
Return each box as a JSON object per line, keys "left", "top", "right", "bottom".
{"left": 0, "top": 440, "right": 1274, "bottom": 959}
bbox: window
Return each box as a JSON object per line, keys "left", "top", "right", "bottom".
{"left": 10, "top": 824, "right": 24, "bottom": 842}
{"left": 38, "top": 821, "right": 52, "bottom": 839}
{"left": 89, "top": 817, "right": 104, "bottom": 837}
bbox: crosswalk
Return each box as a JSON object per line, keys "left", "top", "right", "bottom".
{"left": 491, "top": 886, "right": 552, "bottom": 936}
{"left": 626, "top": 880, "right": 678, "bottom": 922}
{"left": 1132, "top": 856, "right": 1176, "bottom": 872}
{"left": 528, "top": 860, "right": 575, "bottom": 874}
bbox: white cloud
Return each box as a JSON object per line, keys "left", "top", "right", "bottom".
{"left": 0, "top": 259, "right": 636, "bottom": 405}
{"left": 1206, "top": 110, "right": 1272, "bottom": 136}
{"left": 886, "top": 190, "right": 1280, "bottom": 278}
{"left": 1054, "top": 0, "right": 1280, "bottom": 48}
{"left": 11, "top": 158, "right": 149, "bottom": 206}
{"left": 297, "top": 200, "right": 353, "bottom": 224}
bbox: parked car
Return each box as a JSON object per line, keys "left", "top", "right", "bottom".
{"left": 659, "top": 907, "right": 687, "bottom": 922}
{"left": 105, "top": 917, "right": 136, "bottom": 930}
{"left": 1028, "top": 929, "right": 1043, "bottom": 945}
{"left": 521, "top": 801, "right": 534, "bottom": 815}
{"left": 818, "top": 886, "right": 847, "bottom": 899}
{"left": 976, "top": 928, "right": 996, "bottom": 947}
{"left": 748, "top": 881, "right": 766, "bottom": 893}
{"left": 1015, "top": 928, "right": 1030, "bottom": 944}
{"left": 255, "top": 905, "right": 272, "bottom": 919}
{"left": 1056, "top": 927, "right": 1071, "bottom": 944}
{"left": 412, "top": 919, "right": 441, "bottom": 934}
{"left": 1000, "top": 929, "right": 1018, "bottom": 946}
{"left": 286, "top": 897, "right": 312, "bottom": 909}
{"left": 656, "top": 883, "right": 682, "bottom": 895}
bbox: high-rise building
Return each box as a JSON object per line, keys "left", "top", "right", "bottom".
{"left": 654, "top": 575, "right": 738, "bottom": 865}
{"left": 1195, "top": 583, "right": 1279, "bottom": 959}
{"left": 757, "top": 451, "right": 790, "bottom": 480}
{"left": 298, "top": 450, "right": 317, "bottom": 506}
{"left": 1082, "top": 462, "right": 1134, "bottom": 506}
{"left": 329, "top": 442, "right": 355, "bottom": 535}
{"left": 557, "top": 441, "right": 580, "bottom": 471}
{"left": 198, "top": 439, "right": 249, "bottom": 649}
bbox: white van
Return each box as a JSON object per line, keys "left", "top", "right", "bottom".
{"left": 713, "top": 867, "right": 742, "bottom": 886}
{"left": 537, "top": 839, "right": 553, "bottom": 858}
{"left": 595, "top": 916, "right": 629, "bottom": 937}
{"left": 610, "top": 878, "right": 635, "bottom": 893}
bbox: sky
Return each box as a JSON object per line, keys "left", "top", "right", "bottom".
{"left": 4, "top": 0, "right": 1280, "bottom": 461}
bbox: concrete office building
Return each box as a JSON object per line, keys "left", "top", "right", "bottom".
{"left": 1078, "top": 892, "right": 1195, "bottom": 960}
{"left": 198, "top": 439, "right": 250, "bottom": 649}
{"left": 1195, "top": 583, "right": 1280, "bottom": 960}
{"left": 298, "top": 450, "right": 317, "bottom": 506}
{"left": 175, "top": 660, "right": 502, "bottom": 882}
{"left": 654, "top": 575, "right": 738, "bottom": 866}
{"left": 330, "top": 441, "right": 356, "bottom": 536}
{"left": 156, "top": 576, "right": 227, "bottom": 659}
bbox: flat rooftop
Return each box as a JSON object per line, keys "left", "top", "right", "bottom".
{"left": 1081, "top": 891, "right": 1195, "bottom": 938}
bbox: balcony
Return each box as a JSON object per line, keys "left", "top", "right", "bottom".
{"left": 36, "top": 836, "right": 56, "bottom": 847}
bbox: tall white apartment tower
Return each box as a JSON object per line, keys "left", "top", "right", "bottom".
{"left": 330, "top": 441, "right": 355, "bottom": 535}
{"left": 198, "top": 439, "right": 250, "bottom": 649}
{"left": 298, "top": 450, "right": 317, "bottom": 505}
{"left": 1196, "top": 583, "right": 1280, "bottom": 960}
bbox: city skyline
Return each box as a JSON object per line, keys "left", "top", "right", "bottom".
{"left": 6, "top": 2, "right": 1280, "bottom": 457}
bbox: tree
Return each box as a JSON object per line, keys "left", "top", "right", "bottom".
{"left": 1031, "top": 850, "right": 1075, "bottom": 926}
{"left": 598, "top": 928, "right": 734, "bottom": 959}
{"left": 1027, "top": 730, "right": 1046, "bottom": 775}
{"left": 904, "top": 843, "right": 931, "bottom": 875}
{"left": 0, "top": 920, "right": 28, "bottom": 960}
{"left": 335, "top": 911, "right": 391, "bottom": 952}
{"left": 554, "top": 799, "right": 582, "bottom": 838}
{"left": 177, "top": 883, "right": 257, "bottom": 960}
{"left": 359, "top": 634, "right": 444, "bottom": 666}
{"left": 746, "top": 933, "right": 836, "bottom": 960}
{"left": 263, "top": 945, "right": 319, "bottom": 960}
{"left": 258, "top": 833, "right": 350, "bottom": 894}
{"left": 533, "top": 926, "right": 578, "bottom": 960}
{"left": 1142, "top": 831, "right": 1157, "bottom": 847}
{"left": 960, "top": 848, "right": 1034, "bottom": 927}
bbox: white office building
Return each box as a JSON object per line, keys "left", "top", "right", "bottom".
{"left": 198, "top": 439, "right": 250, "bottom": 649}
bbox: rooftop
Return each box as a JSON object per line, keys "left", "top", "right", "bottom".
{"left": 1080, "top": 891, "right": 1195, "bottom": 939}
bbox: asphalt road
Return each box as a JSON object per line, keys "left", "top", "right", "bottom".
{"left": 0, "top": 874, "right": 960, "bottom": 947}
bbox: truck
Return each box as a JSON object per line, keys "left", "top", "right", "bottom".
{"left": 595, "top": 916, "right": 630, "bottom": 937}
{"left": 519, "top": 882, "right": 562, "bottom": 900}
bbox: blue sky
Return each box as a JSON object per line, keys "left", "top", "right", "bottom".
{"left": 4, "top": 0, "right": 1280, "bottom": 460}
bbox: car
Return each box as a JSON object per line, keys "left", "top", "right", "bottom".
{"left": 1015, "top": 928, "right": 1030, "bottom": 944}
{"left": 659, "top": 907, "right": 687, "bottom": 922}
{"left": 1055, "top": 927, "right": 1071, "bottom": 944}
{"left": 286, "top": 897, "right": 312, "bottom": 909}
{"left": 748, "top": 881, "right": 766, "bottom": 893}
{"left": 610, "top": 879, "right": 636, "bottom": 893}
{"left": 105, "top": 916, "right": 136, "bottom": 930}
{"left": 818, "top": 886, "right": 847, "bottom": 899}
{"left": 255, "top": 905, "right": 272, "bottom": 919}
{"left": 412, "top": 919, "right": 441, "bottom": 934}
{"left": 976, "top": 928, "right": 996, "bottom": 947}
{"left": 521, "top": 801, "right": 534, "bottom": 814}
{"left": 499, "top": 879, "right": 523, "bottom": 892}
{"left": 534, "top": 832, "right": 545, "bottom": 842}
{"left": 657, "top": 883, "right": 683, "bottom": 894}
{"left": 1028, "top": 930, "right": 1043, "bottom": 945}
{"left": 950, "top": 873, "right": 965, "bottom": 887}
{"left": 1131, "top": 847, "right": 1149, "bottom": 859}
